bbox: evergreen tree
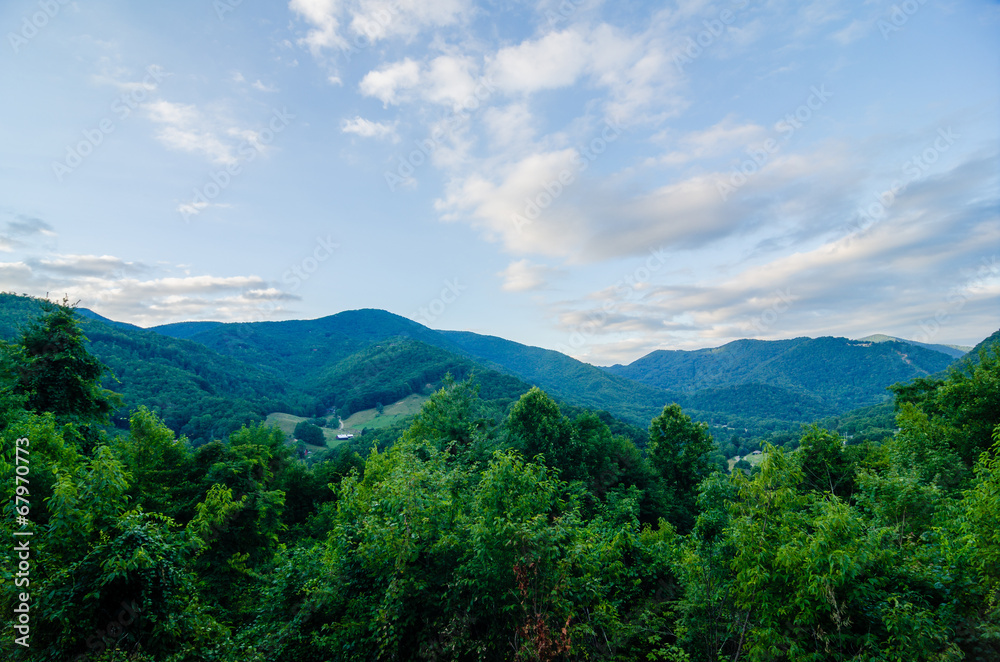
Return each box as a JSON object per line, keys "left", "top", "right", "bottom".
{"left": 8, "top": 298, "right": 119, "bottom": 425}
{"left": 647, "top": 403, "right": 714, "bottom": 532}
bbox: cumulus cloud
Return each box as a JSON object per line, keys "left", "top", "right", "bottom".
{"left": 545, "top": 152, "right": 1000, "bottom": 364}
{"left": 487, "top": 30, "right": 590, "bottom": 94}
{"left": 290, "top": 0, "right": 467, "bottom": 60}
{"left": 289, "top": 0, "right": 347, "bottom": 55}
{"left": 341, "top": 116, "right": 399, "bottom": 141}
{"left": 436, "top": 148, "right": 591, "bottom": 256}
{"left": 0, "top": 253, "right": 303, "bottom": 327}
{"left": 359, "top": 58, "right": 421, "bottom": 106}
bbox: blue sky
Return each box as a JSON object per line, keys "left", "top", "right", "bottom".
{"left": 1, "top": 0, "right": 997, "bottom": 365}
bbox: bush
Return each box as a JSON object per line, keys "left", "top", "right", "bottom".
{"left": 294, "top": 421, "right": 324, "bottom": 446}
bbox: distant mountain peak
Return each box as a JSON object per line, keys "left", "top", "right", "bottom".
{"left": 855, "top": 334, "right": 971, "bottom": 358}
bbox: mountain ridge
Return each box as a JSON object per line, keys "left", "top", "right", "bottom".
{"left": 3, "top": 294, "right": 993, "bottom": 447}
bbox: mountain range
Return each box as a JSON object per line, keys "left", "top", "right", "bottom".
{"left": 1, "top": 293, "right": 993, "bottom": 448}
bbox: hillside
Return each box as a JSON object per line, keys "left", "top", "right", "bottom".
{"left": 856, "top": 333, "right": 971, "bottom": 359}
{"left": 606, "top": 336, "right": 959, "bottom": 412}
{"left": 148, "top": 308, "right": 464, "bottom": 381}
{"left": 0, "top": 294, "right": 313, "bottom": 444}
{"left": 148, "top": 309, "right": 678, "bottom": 427}
{"left": 960, "top": 328, "right": 1000, "bottom": 366}
{"left": 438, "top": 330, "right": 680, "bottom": 426}
{"left": 5, "top": 293, "right": 988, "bottom": 447}
{"left": 5, "top": 301, "right": 998, "bottom": 662}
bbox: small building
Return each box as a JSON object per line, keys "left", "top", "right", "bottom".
{"left": 336, "top": 434, "right": 354, "bottom": 441}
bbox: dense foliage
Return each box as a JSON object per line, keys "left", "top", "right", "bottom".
{"left": 2, "top": 301, "right": 998, "bottom": 661}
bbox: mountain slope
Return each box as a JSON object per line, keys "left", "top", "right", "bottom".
{"left": 438, "top": 330, "right": 679, "bottom": 425}
{"left": 0, "top": 294, "right": 314, "bottom": 444}
{"left": 148, "top": 310, "right": 680, "bottom": 427}
{"left": 856, "top": 334, "right": 971, "bottom": 359}
{"left": 962, "top": 328, "right": 1000, "bottom": 365}
{"left": 606, "top": 336, "right": 959, "bottom": 412}
{"left": 605, "top": 338, "right": 811, "bottom": 393}
{"left": 149, "top": 308, "right": 464, "bottom": 381}
{"left": 309, "top": 337, "right": 526, "bottom": 417}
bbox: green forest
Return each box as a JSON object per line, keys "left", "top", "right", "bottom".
{"left": 2, "top": 301, "right": 999, "bottom": 661}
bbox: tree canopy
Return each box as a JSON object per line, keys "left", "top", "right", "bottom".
{"left": 1, "top": 308, "right": 998, "bottom": 661}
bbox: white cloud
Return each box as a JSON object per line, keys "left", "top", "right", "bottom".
{"left": 289, "top": 0, "right": 467, "bottom": 59}
{"left": 483, "top": 102, "right": 536, "bottom": 151}
{"left": 545, "top": 153, "right": 1000, "bottom": 363}
{"left": 831, "top": 18, "right": 869, "bottom": 45}
{"left": 0, "top": 254, "right": 304, "bottom": 326}
{"left": 31, "top": 254, "right": 143, "bottom": 277}
{"left": 289, "top": 0, "right": 347, "bottom": 55}
{"left": 91, "top": 59, "right": 166, "bottom": 93}
{"left": 252, "top": 79, "right": 279, "bottom": 93}
{"left": 145, "top": 100, "right": 273, "bottom": 166}
{"left": 498, "top": 259, "right": 561, "bottom": 292}
{"left": 424, "top": 55, "right": 479, "bottom": 109}
{"left": 359, "top": 58, "right": 421, "bottom": 106}
{"left": 341, "top": 116, "right": 399, "bottom": 141}
{"left": 436, "top": 148, "right": 589, "bottom": 256}
{"left": 657, "top": 115, "right": 768, "bottom": 166}
{"left": 487, "top": 30, "right": 589, "bottom": 94}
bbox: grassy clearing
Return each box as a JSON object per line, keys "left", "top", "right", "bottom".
{"left": 341, "top": 393, "right": 428, "bottom": 432}
{"left": 264, "top": 412, "right": 348, "bottom": 449}
{"left": 727, "top": 451, "right": 767, "bottom": 472}
{"left": 266, "top": 393, "right": 429, "bottom": 449}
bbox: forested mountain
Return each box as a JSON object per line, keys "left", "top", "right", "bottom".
{"left": 0, "top": 295, "right": 314, "bottom": 444}
{"left": 2, "top": 299, "right": 998, "bottom": 662}
{"left": 149, "top": 308, "right": 465, "bottom": 381}
{"left": 963, "top": 327, "right": 1000, "bottom": 365}
{"left": 437, "top": 330, "right": 681, "bottom": 425}
{"left": 145, "top": 307, "right": 972, "bottom": 440}
{"left": 0, "top": 293, "right": 982, "bottom": 448}
{"left": 856, "top": 333, "right": 971, "bottom": 359}
{"left": 606, "top": 336, "right": 958, "bottom": 411}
